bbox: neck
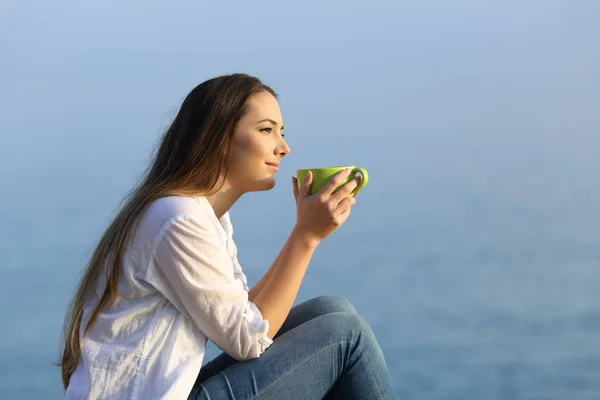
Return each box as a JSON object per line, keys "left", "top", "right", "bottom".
{"left": 204, "top": 182, "right": 243, "bottom": 219}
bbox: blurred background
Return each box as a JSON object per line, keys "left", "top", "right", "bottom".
{"left": 1, "top": 0, "right": 599, "bottom": 398}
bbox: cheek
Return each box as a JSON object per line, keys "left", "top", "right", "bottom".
{"left": 229, "top": 138, "right": 263, "bottom": 175}
{"left": 241, "top": 137, "right": 270, "bottom": 162}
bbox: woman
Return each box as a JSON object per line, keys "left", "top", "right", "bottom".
{"left": 59, "top": 73, "right": 397, "bottom": 399}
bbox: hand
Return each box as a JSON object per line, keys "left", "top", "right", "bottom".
{"left": 291, "top": 168, "right": 360, "bottom": 243}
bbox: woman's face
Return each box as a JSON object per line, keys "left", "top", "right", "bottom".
{"left": 227, "top": 91, "right": 291, "bottom": 193}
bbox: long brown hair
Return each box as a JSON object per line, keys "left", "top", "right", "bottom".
{"left": 57, "top": 73, "right": 277, "bottom": 389}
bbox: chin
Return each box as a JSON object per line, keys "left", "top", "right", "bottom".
{"left": 252, "top": 177, "right": 276, "bottom": 192}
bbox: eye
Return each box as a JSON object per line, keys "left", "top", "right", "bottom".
{"left": 260, "top": 127, "right": 285, "bottom": 138}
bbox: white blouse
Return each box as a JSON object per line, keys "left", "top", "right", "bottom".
{"left": 65, "top": 195, "right": 273, "bottom": 399}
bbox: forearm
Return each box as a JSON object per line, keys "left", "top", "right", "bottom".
{"left": 251, "top": 227, "right": 318, "bottom": 340}
{"left": 248, "top": 241, "right": 286, "bottom": 302}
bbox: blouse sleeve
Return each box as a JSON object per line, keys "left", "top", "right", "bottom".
{"left": 145, "top": 213, "right": 273, "bottom": 361}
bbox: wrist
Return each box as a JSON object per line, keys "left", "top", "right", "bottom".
{"left": 290, "top": 226, "right": 320, "bottom": 250}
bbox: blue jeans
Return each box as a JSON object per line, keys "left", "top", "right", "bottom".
{"left": 188, "top": 296, "right": 397, "bottom": 399}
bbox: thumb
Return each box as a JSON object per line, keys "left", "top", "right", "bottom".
{"left": 300, "top": 171, "right": 313, "bottom": 197}
{"left": 292, "top": 177, "right": 299, "bottom": 200}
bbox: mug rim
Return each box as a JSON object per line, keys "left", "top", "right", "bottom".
{"left": 296, "top": 165, "right": 356, "bottom": 172}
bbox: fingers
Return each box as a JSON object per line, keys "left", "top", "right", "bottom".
{"left": 330, "top": 175, "right": 361, "bottom": 204}
{"left": 292, "top": 177, "right": 299, "bottom": 200}
{"left": 339, "top": 207, "right": 352, "bottom": 218}
{"left": 335, "top": 196, "right": 356, "bottom": 217}
{"left": 335, "top": 202, "right": 353, "bottom": 225}
{"left": 318, "top": 168, "right": 352, "bottom": 197}
{"left": 300, "top": 171, "right": 313, "bottom": 198}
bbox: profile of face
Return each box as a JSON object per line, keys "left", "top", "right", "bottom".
{"left": 226, "top": 91, "right": 291, "bottom": 193}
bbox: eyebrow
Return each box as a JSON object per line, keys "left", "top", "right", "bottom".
{"left": 257, "top": 118, "right": 284, "bottom": 131}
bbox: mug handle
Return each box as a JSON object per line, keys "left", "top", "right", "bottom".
{"left": 349, "top": 168, "right": 368, "bottom": 196}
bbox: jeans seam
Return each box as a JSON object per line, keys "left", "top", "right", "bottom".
{"left": 248, "top": 341, "right": 352, "bottom": 400}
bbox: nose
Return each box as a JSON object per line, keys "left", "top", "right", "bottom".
{"left": 276, "top": 137, "right": 291, "bottom": 157}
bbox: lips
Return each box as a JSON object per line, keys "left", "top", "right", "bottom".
{"left": 265, "top": 162, "right": 279, "bottom": 171}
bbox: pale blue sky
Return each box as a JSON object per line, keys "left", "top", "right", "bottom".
{"left": 1, "top": 0, "right": 598, "bottom": 248}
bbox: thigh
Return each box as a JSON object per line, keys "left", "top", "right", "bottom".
{"left": 189, "top": 312, "right": 364, "bottom": 400}
{"left": 195, "top": 296, "right": 357, "bottom": 384}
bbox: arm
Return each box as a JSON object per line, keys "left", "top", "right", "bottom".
{"left": 149, "top": 215, "right": 273, "bottom": 361}
{"left": 251, "top": 227, "right": 318, "bottom": 340}
{"left": 250, "top": 170, "right": 359, "bottom": 340}
{"left": 248, "top": 239, "right": 288, "bottom": 302}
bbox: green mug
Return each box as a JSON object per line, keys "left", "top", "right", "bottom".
{"left": 296, "top": 166, "right": 369, "bottom": 196}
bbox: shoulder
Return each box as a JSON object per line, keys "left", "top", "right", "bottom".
{"left": 147, "top": 196, "right": 205, "bottom": 220}
{"left": 135, "top": 196, "right": 217, "bottom": 246}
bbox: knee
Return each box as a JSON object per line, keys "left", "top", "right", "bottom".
{"left": 310, "top": 295, "right": 358, "bottom": 315}
{"left": 321, "top": 312, "right": 378, "bottom": 345}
